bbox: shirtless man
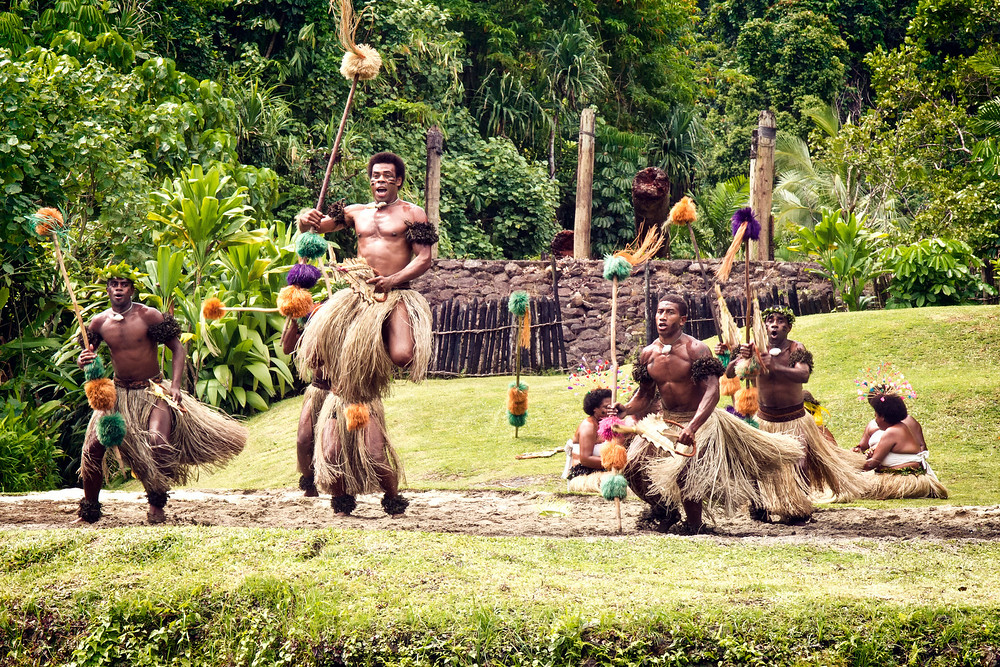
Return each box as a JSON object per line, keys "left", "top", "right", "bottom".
{"left": 616, "top": 296, "right": 724, "bottom": 532}
{"left": 298, "top": 151, "right": 433, "bottom": 368}
{"left": 616, "top": 295, "right": 805, "bottom": 533}
{"left": 721, "top": 305, "right": 864, "bottom": 513}
{"left": 76, "top": 271, "right": 246, "bottom": 523}
{"left": 294, "top": 152, "right": 437, "bottom": 516}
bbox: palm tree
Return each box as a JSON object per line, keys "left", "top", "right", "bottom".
{"left": 650, "top": 106, "right": 706, "bottom": 202}
{"left": 692, "top": 175, "right": 750, "bottom": 256}
{"left": 539, "top": 19, "right": 608, "bottom": 179}
{"left": 773, "top": 104, "right": 902, "bottom": 233}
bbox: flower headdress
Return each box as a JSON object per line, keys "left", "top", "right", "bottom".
{"left": 761, "top": 305, "right": 795, "bottom": 327}
{"left": 96, "top": 261, "right": 147, "bottom": 285}
{"left": 855, "top": 362, "right": 916, "bottom": 402}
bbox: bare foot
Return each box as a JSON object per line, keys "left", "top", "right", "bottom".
{"left": 147, "top": 506, "right": 166, "bottom": 524}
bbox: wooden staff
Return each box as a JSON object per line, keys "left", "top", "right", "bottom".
{"left": 610, "top": 275, "right": 622, "bottom": 532}
{"left": 50, "top": 231, "right": 89, "bottom": 350}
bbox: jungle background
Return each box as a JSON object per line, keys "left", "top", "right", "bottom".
{"left": 3, "top": 0, "right": 1000, "bottom": 491}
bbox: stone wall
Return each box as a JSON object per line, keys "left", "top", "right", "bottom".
{"left": 411, "top": 258, "right": 835, "bottom": 368}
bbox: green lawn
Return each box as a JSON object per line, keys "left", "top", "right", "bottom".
{"left": 197, "top": 304, "right": 1000, "bottom": 505}
{"left": 4, "top": 305, "right": 1000, "bottom": 666}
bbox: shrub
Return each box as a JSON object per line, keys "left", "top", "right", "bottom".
{"left": 883, "top": 237, "right": 996, "bottom": 308}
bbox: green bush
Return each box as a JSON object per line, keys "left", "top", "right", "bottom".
{"left": 788, "top": 208, "right": 887, "bottom": 311}
{"left": 883, "top": 237, "right": 996, "bottom": 308}
{"left": 0, "top": 403, "right": 63, "bottom": 492}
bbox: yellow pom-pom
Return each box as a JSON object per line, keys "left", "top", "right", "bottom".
{"left": 85, "top": 378, "right": 117, "bottom": 412}
{"left": 345, "top": 403, "right": 370, "bottom": 431}
{"left": 341, "top": 45, "right": 382, "bottom": 81}
{"left": 202, "top": 297, "right": 226, "bottom": 320}
{"left": 600, "top": 442, "right": 628, "bottom": 471}
{"left": 735, "top": 386, "right": 759, "bottom": 417}
{"left": 719, "top": 375, "right": 741, "bottom": 397}
{"left": 277, "top": 285, "right": 314, "bottom": 318}
{"left": 669, "top": 196, "right": 697, "bottom": 226}
{"left": 507, "top": 386, "right": 529, "bottom": 415}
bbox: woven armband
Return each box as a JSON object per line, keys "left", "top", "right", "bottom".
{"left": 788, "top": 348, "right": 814, "bottom": 372}
{"left": 405, "top": 221, "right": 439, "bottom": 246}
{"left": 148, "top": 314, "right": 182, "bottom": 344}
{"left": 78, "top": 329, "right": 102, "bottom": 349}
{"left": 632, "top": 361, "right": 653, "bottom": 385}
{"left": 691, "top": 357, "right": 726, "bottom": 382}
{"left": 325, "top": 199, "right": 347, "bottom": 227}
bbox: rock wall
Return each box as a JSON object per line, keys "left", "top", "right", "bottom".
{"left": 411, "top": 258, "right": 835, "bottom": 367}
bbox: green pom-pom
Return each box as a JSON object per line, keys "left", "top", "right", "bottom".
{"left": 717, "top": 350, "right": 731, "bottom": 368}
{"left": 508, "top": 291, "right": 529, "bottom": 317}
{"left": 97, "top": 413, "right": 126, "bottom": 448}
{"left": 508, "top": 381, "right": 528, "bottom": 391}
{"left": 296, "top": 232, "right": 329, "bottom": 260}
{"left": 508, "top": 411, "right": 527, "bottom": 428}
{"left": 602, "top": 255, "right": 632, "bottom": 281}
{"left": 84, "top": 357, "right": 105, "bottom": 381}
{"left": 600, "top": 473, "right": 629, "bottom": 501}
{"left": 744, "top": 416, "right": 759, "bottom": 429}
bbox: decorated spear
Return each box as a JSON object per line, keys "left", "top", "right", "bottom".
{"left": 716, "top": 207, "right": 764, "bottom": 420}
{"left": 597, "top": 228, "right": 664, "bottom": 532}
{"left": 297, "top": 0, "right": 384, "bottom": 299}
{"left": 507, "top": 291, "right": 531, "bottom": 437}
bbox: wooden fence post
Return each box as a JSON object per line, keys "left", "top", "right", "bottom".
{"left": 425, "top": 125, "right": 443, "bottom": 259}
{"left": 750, "top": 110, "right": 776, "bottom": 261}
{"left": 574, "top": 108, "right": 596, "bottom": 259}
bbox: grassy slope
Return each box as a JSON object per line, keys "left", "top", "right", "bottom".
{"left": 5, "top": 306, "right": 1000, "bottom": 665}
{"left": 197, "top": 305, "right": 1000, "bottom": 505}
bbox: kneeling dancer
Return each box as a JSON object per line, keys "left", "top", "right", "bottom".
{"left": 297, "top": 151, "right": 435, "bottom": 515}
{"left": 77, "top": 267, "right": 247, "bottom": 524}
{"left": 617, "top": 295, "right": 806, "bottom": 533}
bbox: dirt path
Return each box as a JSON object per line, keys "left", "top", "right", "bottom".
{"left": 2, "top": 489, "right": 1000, "bottom": 543}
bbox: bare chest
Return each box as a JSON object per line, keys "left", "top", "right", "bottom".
{"left": 97, "top": 316, "right": 152, "bottom": 351}
{"left": 355, "top": 209, "right": 409, "bottom": 241}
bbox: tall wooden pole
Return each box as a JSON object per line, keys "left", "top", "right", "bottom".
{"left": 574, "top": 108, "right": 596, "bottom": 259}
{"left": 750, "top": 110, "right": 776, "bottom": 261}
{"left": 425, "top": 125, "right": 443, "bottom": 259}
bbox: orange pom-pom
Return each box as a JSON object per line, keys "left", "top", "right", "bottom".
{"left": 277, "top": 285, "right": 314, "bottom": 318}
{"left": 202, "top": 297, "right": 226, "bottom": 320}
{"left": 601, "top": 442, "right": 628, "bottom": 471}
{"left": 735, "top": 386, "right": 759, "bottom": 417}
{"left": 345, "top": 403, "right": 370, "bottom": 431}
{"left": 669, "top": 196, "right": 697, "bottom": 226}
{"left": 507, "top": 386, "right": 529, "bottom": 415}
{"left": 85, "top": 378, "right": 117, "bottom": 412}
{"left": 720, "top": 375, "right": 741, "bottom": 397}
{"left": 35, "top": 223, "right": 52, "bottom": 237}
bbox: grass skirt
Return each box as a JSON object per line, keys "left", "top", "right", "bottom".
{"left": 80, "top": 384, "right": 247, "bottom": 494}
{"left": 861, "top": 470, "right": 949, "bottom": 499}
{"left": 566, "top": 469, "right": 623, "bottom": 494}
{"left": 303, "top": 383, "right": 330, "bottom": 441}
{"left": 297, "top": 285, "right": 431, "bottom": 405}
{"left": 757, "top": 413, "right": 869, "bottom": 501}
{"left": 625, "top": 408, "right": 806, "bottom": 517}
{"left": 313, "top": 394, "right": 404, "bottom": 497}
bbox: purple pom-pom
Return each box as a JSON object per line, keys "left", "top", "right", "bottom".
{"left": 731, "top": 207, "right": 761, "bottom": 241}
{"left": 597, "top": 415, "right": 623, "bottom": 442}
{"left": 287, "top": 263, "right": 321, "bottom": 288}
{"left": 725, "top": 405, "right": 747, "bottom": 420}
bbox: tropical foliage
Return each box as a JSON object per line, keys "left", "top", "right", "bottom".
{"left": 2, "top": 0, "right": 1000, "bottom": 489}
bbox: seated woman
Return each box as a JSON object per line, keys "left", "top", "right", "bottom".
{"left": 562, "top": 389, "right": 616, "bottom": 493}
{"left": 853, "top": 394, "right": 947, "bottom": 499}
